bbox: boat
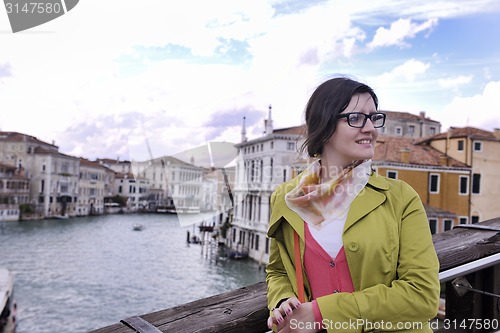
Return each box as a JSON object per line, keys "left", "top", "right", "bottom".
{"left": 0, "top": 268, "right": 16, "bottom": 333}
{"left": 227, "top": 250, "right": 249, "bottom": 260}
{"left": 132, "top": 224, "right": 144, "bottom": 231}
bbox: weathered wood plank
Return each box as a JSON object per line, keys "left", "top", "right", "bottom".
{"left": 89, "top": 282, "right": 269, "bottom": 333}
{"left": 90, "top": 217, "right": 500, "bottom": 333}
{"left": 433, "top": 218, "right": 500, "bottom": 271}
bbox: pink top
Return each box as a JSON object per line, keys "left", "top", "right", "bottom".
{"left": 304, "top": 223, "right": 355, "bottom": 324}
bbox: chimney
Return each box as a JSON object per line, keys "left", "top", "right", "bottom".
{"left": 400, "top": 148, "right": 411, "bottom": 164}
{"left": 264, "top": 104, "right": 273, "bottom": 135}
{"left": 419, "top": 111, "right": 426, "bottom": 119}
{"left": 241, "top": 116, "right": 247, "bottom": 142}
{"left": 439, "top": 155, "right": 448, "bottom": 166}
{"left": 494, "top": 128, "right": 500, "bottom": 139}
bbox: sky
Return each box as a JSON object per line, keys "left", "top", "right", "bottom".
{"left": 1, "top": 0, "right": 500, "bottom": 163}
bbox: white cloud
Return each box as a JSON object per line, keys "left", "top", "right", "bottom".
{"left": 367, "top": 18, "right": 438, "bottom": 49}
{"left": 374, "top": 59, "right": 431, "bottom": 88}
{"left": 438, "top": 75, "right": 473, "bottom": 89}
{"left": 1, "top": 0, "right": 500, "bottom": 161}
{"left": 438, "top": 81, "right": 500, "bottom": 131}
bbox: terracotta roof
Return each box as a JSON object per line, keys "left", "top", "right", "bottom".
{"left": 79, "top": 158, "right": 110, "bottom": 170}
{"left": 33, "top": 146, "right": 78, "bottom": 159}
{"left": 374, "top": 137, "right": 467, "bottom": 167}
{"left": 273, "top": 125, "right": 306, "bottom": 136}
{"left": 0, "top": 131, "right": 57, "bottom": 147}
{"left": 381, "top": 110, "right": 440, "bottom": 124}
{"left": 417, "top": 126, "right": 496, "bottom": 143}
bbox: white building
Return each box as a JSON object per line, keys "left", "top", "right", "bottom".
{"left": 229, "top": 106, "right": 306, "bottom": 264}
{"left": 77, "top": 158, "right": 111, "bottom": 216}
{"left": 131, "top": 156, "right": 204, "bottom": 213}
{"left": 31, "top": 147, "right": 80, "bottom": 218}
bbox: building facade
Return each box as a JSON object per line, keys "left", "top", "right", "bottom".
{"left": 0, "top": 162, "right": 29, "bottom": 221}
{"left": 229, "top": 108, "right": 307, "bottom": 263}
{"left": 373, "top": 137, "right": 471, "bottom": 234}
{"left": 420, "top": 127, "right": 500, "bottom": 222}
{"left": 379, "top": 111, "right": 441, "bottom": 138}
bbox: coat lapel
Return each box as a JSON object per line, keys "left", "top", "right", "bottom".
{"left": 268, "top": 176, "right": 304, "bottom": 239}
{"left": 343, "top": 172, "right": 389, "bottom": 232}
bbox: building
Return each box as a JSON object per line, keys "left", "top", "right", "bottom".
{"left": 31, "top": 147, "right": 80, "bottom": 218}
{"left": 418, "top": 127, "right": 500, "bottom": 222}
{"left": 0, "top": 162, "right": 29, "bottom": 221}
{"left": 229, "top": 106, "right": 307, "bottom": 263}
{"left": 373, "top": 137, "right": 470, "bottom": 234}
{"left": 77, "top": 158, "right": 112, "bottom": 216}
{"left": 379, "top": 111, "right": 441, "bottom": 138}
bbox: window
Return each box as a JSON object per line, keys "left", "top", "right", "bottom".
{"left": 395, "top": 127, "right": 403, "bottom": 136}
{"left": 287, "top": 142, "right": 295, "bottom": 150}
{"left": 472, "top": 173, "right": 481, "bottom": 194}
{"left": 459, "top": 176, "right": 469, "bottom": 195}
{"left": 408, "top": 125, "right": 415, "bottom": 135}
{"left": 459, "top": 217, "right": 468, "bottom": 224}
{"left": 255, "top": 235, "right": 259, "bottom": 251}
{"left": 473, "top": 141, "right": 482, "bottom": 151}
{"left": 387, "top": 171, "right": 397, "bottom": 179}
{"left": 429, "top": 127, "right": 436, "bottom": 135}
{"left": 429, "top": 219, "right": 437, "bottom": 234}
{"left": 457, "top": 140, "right": 464, "bottom": 151}
{"left": 429, "top": 174, "right": 440, "bottom": 193}
{"left": 444, "top": 219, "right": 453, "bottom": 231}
{"left": 471, "top": 216, "right": 479, "bottom": 224}
{"left": 265, "top": 237, "right": 270, "bottom": 254}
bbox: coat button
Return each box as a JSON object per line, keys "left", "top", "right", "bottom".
{"left": 330, "top": 261, "right": 335, "bottom": 267}
{"left": 348, "top": 242, "right": 359, "bottom": 252}
{"left": 333, "top": 289, "right": 340, "bottom": 293}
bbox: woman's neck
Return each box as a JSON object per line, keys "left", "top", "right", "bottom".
{"left": 318, "top": 157, "right": 353, "bottom": 183}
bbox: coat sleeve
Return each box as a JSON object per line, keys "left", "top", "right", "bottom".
{"left": 316, "top": 182, "right": 440, "bottom": 332}
{"left": 265, "top": 191, "right": 298, "bottom": 311}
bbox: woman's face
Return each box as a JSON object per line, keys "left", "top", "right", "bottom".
{"left": 323, "top": 92, "right": 379, "bottom": 167}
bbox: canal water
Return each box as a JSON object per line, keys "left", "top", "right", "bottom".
{"left": 0, "top": 214, "right": 267, "bottom": 333}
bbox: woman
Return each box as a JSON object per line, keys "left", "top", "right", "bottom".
{"left": 266, "top": 76, "right": 440, "bottom": 332}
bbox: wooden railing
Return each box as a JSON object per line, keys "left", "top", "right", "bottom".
{"left": 90, "top": 217, "right": 500, "bottom": 333}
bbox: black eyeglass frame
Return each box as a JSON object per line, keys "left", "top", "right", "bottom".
{"left": 337, "top": 112, "right": 386, "bottom": 128}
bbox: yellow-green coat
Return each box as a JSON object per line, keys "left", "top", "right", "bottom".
{"left": 266, "top": 171, "right": 440, "bottom": 332}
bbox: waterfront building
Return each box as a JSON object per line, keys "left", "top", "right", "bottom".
{"left": 113, "top": 170, "right": 150, "bottom": 211}
{"left": 77, "top": 158, "right": 113, "bottom": 216}
{"left": 31, "top": 146, "right": 80, "bottom": 218}
{"left": 0, "top": 162, "right": 29, "bottom": 221}
{"left": 229, "top": 106, "right": 307, "bottom": 263}
{"left": 379, "top": 111, "right": 441, "bottom": 138}
{"left": 0, "top": 131, "right": 81, "bottom": 219}
{"left": 419, "top": 127, "right": 500, "bottom": 222}
{"left": 132, "top": 156, "right": 204, "bottom": 213}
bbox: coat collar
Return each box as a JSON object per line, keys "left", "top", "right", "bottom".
{"left": 267, "top": 171, "right": 390, "bottom": 238}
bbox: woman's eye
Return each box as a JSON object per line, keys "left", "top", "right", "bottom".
{"left": 349, "top": 114, "right": 361, "bottom": 122}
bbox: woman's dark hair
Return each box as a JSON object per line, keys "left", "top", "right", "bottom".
{"left": 299, "top": 76, "right": 379, "bottom": 157}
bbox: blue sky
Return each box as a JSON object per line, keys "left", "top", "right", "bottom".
{"left": 1, "top": 0, "right": 500, "bottom": 162}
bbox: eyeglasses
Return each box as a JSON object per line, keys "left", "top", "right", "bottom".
{"left": 337, "top": 112, "right": 386, "bottom": 128}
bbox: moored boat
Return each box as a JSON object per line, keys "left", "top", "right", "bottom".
{"left": 0, "top": 268, "right": 16, "bottom": 333}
